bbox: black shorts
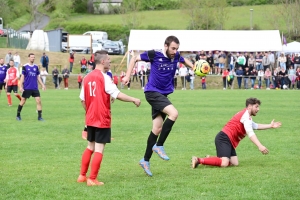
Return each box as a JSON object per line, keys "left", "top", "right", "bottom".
{"left": 22, "top": 90, "right": 40, "bottom": 99}
{"left": 0, "top": 82, "right": 5, "bottom": 90}
{"left": 7, "top": 85, "right": 18, "bottom": 93}
{"left": 145, "top": 91, "right": 172, "bottom": 120}
{"left": 87, "top": 126, "right": 111, "bottom": 143}
{"left": 215, "top": 131, "right": 237, "bottom": 158}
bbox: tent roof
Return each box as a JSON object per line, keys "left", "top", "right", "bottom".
{"left": 282, "top": 41, "right": 300, "bottom": 53}
{"left": 128, "top": 30, "right": 282, "bottom": 52}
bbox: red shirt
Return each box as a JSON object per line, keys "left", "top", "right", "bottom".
{"left": 81, "top": 59, "right": 87, "bottom": 65}
{"left": 222, "top": 108, "right": 257, "bottom": 148}
{"left": 78, "top": 75, "right": 82, "bottom": 83}
{"left": 83, "top": 71, "right": 110, "bottom": 128}
{"left": 6, "top": 67, "right": 19, "bottom": 86}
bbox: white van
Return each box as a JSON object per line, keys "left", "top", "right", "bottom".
{"left": 83, "top": 31, "right": 108, "bottom": 43}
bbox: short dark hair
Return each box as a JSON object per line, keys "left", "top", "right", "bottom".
{"left": 164, "top": 36, "right": 180, "bottom": 47}
{"left": 28, "top": 53, "right": 34, "bottom": 57}
{"left": 94, "top": 50, "right": 108, "bottom": 65}
{"left": 246, "top": 97, "right": 261, "bottom": 107}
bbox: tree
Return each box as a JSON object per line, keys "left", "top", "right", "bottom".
{"left": 120, "top": 0, "right": 143, "bottom": 29}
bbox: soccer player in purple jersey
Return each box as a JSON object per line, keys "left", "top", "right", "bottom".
{"left": 16, "top": 53, "right": 46, "bottom": 121}
{"left": 0, "top": 58, "right": 8, "bottom": 96}
{"left": 122, "top": 36, "right": 194, "bottom": 176}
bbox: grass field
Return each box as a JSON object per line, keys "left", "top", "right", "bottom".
{"left": 0, "top": 89, "right": 299, "bottom": 199}
{"left": 69, "top": 4, "right": 284, "bottom": 31}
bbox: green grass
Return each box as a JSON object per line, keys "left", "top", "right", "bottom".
{"left": 6, "top": 13, "right": 31, "bottom": 30}
{"left": 69, "top": 4, "right": 284, "bottom": 30}
{"left": 1, "top": 89, "right": 299, "bottom": 199}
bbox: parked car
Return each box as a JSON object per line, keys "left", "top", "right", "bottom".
{"left": 92, "top": 43, "right": 103, "bottom": 53}
{"left": 102, "top": 40, "right": 124, "bottom": 55}
{"left": 117, "top": 40, "right": 126, "bottom": 55}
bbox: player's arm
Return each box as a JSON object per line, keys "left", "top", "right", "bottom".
{"left": 183, "top": 57, "right": 194, "bottom": 69}
{"left": 19, "top": 74, "right": 24, "bottom": 92}
{"left": 37, "top": 75, "right": 46, "bottom": 91}
{"left": 257, "top": 119, "right": 281, "bottom": 130}
{"left": 123, "top": 54, "right": 142, "bottom": 85}
{"left": 244, "top": 120, "right": 268, "bottom": 154}
{"left": 79, "top": 81, "right": 86, "bottom": 111}
{"left": 116, "top": 92, "right": 141, "bottom": 107}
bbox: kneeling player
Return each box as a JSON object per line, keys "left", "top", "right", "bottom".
{"left": 191, "top": 97, "right": 281, "bottom": 168}
{"left": 6, "top": 60, "right": 21, "bottom": 106}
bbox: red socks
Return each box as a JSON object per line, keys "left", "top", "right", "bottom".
{"left": 80, "top": 148, "right": 93, "bottom": 176}
{"left": 16, "top": 94, "right": 21, "bottom": 100}
{"left": 7, "top": 94, "right": 12, "bottom": 105}
{"left": 89, "top": 152, "right": 103, "bottom": 180}
{"left": 198, "top": 157, "right": 222, "bottom": 167}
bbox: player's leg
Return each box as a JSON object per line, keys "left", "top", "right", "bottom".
{"left": 87, "top": 127, "right": 110, "bottom": 186}
{"left": 82, "top": 125, "right": 87, "bottom": 140}
{"left": 229, "top": 156, "right": 239, "bottom": 166}
{"left": 33, "top": 90, "right": 43, "bottom": 120}
{"left": 6, "top": 86, "right": 12, "bottom": 106}
{"left": 139, "top": 115, "right": 162, "bottom": 177}
{"left": 191, "top": 131, "right": 233, "bottom": 168}
{"left": 16, "top": 90, "right": 29, "bottom": 120}
{"left": 13, "top": 85, "right": 21, "bottom": 101}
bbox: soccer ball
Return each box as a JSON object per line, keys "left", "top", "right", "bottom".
{"left": 194, "top": 60, "right": 210, "bottom": 77}
{"left": 283, "top": 84, "right": 288, "bottom": 89}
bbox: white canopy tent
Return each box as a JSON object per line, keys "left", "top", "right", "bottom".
{"left": 282, "top": 41, "right": 300, "bottom": 53}
{"left": 128, "top": 30, "right": 282, "bottom": 52}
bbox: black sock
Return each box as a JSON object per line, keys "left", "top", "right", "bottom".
{"left": 17, "top": 105, "right": 23, "bottom": 117}
{"left": 156, "top": 118, "right": 175, "bottom": 146}
{"left": 38, "top": 110, "right": 42, "bottom": 118}
{"left": 84, "top": 126, "right": 87, "bottom": 131}
{"left": 144, "top": 131, "right": 158, "bottom": 161}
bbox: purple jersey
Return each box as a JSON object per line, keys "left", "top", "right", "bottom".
{"left": 22, "top": 63, "right": 40, "bottom": 90}
{"left": 140, "top": 50, "right": 185, "bottom": 95}
{"left": 0, "top": 65, "right": 8, "bottom": 83}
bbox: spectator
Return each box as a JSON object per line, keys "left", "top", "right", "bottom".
{"left": 243, "top": 67, "right": 250, "bottom": 89}
{"left": 213, "top": 51, "right": 219, "bottom": 75}
{"left": 89, "top": 53, "right": 95, "bottom": 69}
{"left": 272, "top": 67, "right": 280, "bottom": 89}
{"left": 286, "top": 54, "right": 293, "bottom": 70}
{"left": 85, "top": 61, "right": 93, "bottom": 75}
{"left": 237, "top": 53, "right": 246, "bottom": 70}
{"left": 296, "top": 67, "right": 300, "bottom": 89}
{"left": 199, "top": 50, "right": 207, "bottom": 60}
{"left": 40, "top": 52, "right": 49, "bottom": 72}
{"left": 262, "top": 52, "right": 270, "bottom": 72}
{"left": 189, "top": 68, "right": 195, "bottom": 90}
{"left": 278, "top": 53, "right": 287, "bottom": 71}
{"left": 255, "top": 52, "right": 263, "bottom": 71}
{"left": 40, "top": 67, "right": 48, "bottom": 85}
{"left": 250, "top": 68, "right": 258, "bottom": 89}
{"left": 62, "top": 65, "right": 70, "bottom": 90}
{"left": 268, "top": 51, "right": 275, "bottom": 71}
{"left": 288, "top": 66, "right": 296, "bottom": 89}
{"left": 236, "top": 66, "right": 244, "bottom": 89}
{"left": 179, "top": 63, "right": 187, "bottom": 90}
{"left": 201, "top": 76, "right": 206, "bottom": 89}
{"left": 80, "top": 56, "right": 87, "bottom": 73}
{"left": 206, "top": 51, "right": 214, "bottom": 74}
{"left": 13, "top": 52, "right": 21, "bottom": 68}
{"left": 138, "top": 66, "right": 146, "bottom": 89}
{"left": 264, "top": 68, "right": 271, "bottom": 90}
{"left": 78, "top": 73, "right": 83, "bottom": 89}
{"left": 293, "top": 53, "right": 300, "bottom": 69}
{"left": 52, "top": 66, "right": 59, "bottom": 89}
{"left": 227, "top": 53, "right": 234, "bottom": 71}
{"left": 174, "top": 66, "right": 179, "bottom": 89}
{"left": 5, "top": 51, "right": 13, "bottom": 64}
{"left": 69, "top": 51, "right": 75, "bottom": 73}
{"left": 218, "top": 51, "right": 226, "bottom": 75}
{"left": 146, "top": 66, "right": 151, "bottom": 83}
{"left": 244, "top": 52, "right": 249, "bottom": 69}
{"left": 248, "top": 53, "right": 256, "bottom": 72}
{"left": 222, "top": 68, "right": 229, "bottom": 90}
{"left": 278, "top": 67, "right": 287, "bottom": 89}
{"left": 113, "top": 73, "right": 119, "bottom": 87}
{"left": 227, "top": 69, "right": 236, "bottom": 89}
{"left": 120, "top": 70, "right": 126, "bottom": 89}
{"left": 131, "top": 65, "right": 138, "bottom": 82}
{"left": 257, "top": 69, "right": 264, "bottom": 89}
{"left": 195, "top": 51, "right": 200, "bottom": 61}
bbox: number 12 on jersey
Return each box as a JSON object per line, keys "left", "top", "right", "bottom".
{"left": 88, "top": 81, "right": 96, "bottom": 96}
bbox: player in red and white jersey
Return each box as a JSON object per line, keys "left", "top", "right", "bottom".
{"left": 77, "top": 50, "right": 141, "bottom": 186}
{"left": 191, "top": 97, "right": 281, "bottom": 168}
{"left": 5, "top": 60, "right": 21, "bottom": 106}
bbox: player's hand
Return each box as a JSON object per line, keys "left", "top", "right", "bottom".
{"left": 42, "top": 85, "right": 46, "bottom": 91}
{"left": 20, "top": 87, "right": 24, "bottom": 93}
{"left": 133, "top": 98, "right": 141, "bottom": 107}
{"left": 111, "top": 97, "right": 115, "bottom": 104}
{"left": 270, "top": 119, "right": 281, "bottom": 128}
{"left": 259, "top": 146, "right": 269, "bottom": 155}
{"left": 122, "top": 76, "right": 130, "bottom": 85}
